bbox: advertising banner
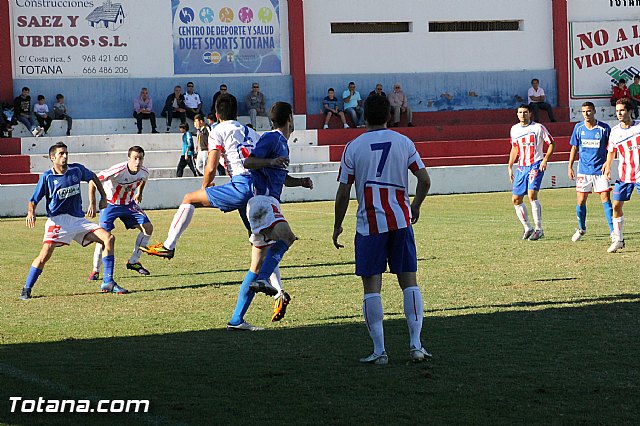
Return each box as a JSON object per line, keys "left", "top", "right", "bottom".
{"left": 172, "top": 0, "right": 281, "bottom": 75}
{"left": 570, "top": 20, "right": 640, "bottom": 99}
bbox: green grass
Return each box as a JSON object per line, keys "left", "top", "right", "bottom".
{"left": 1, "top": 188, "right": 639, "bottom": 425}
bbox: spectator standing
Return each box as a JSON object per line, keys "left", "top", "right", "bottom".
{"left": 387, "top": 83, "right": 414, "bottom": 127}
{"left": 14, "top": 87, "right": 42, "bottom": 137}
{"left": 163, "top": 86, "right": 187, "bottom": 132}
{"left": 322, "top": 88, "right": 349, "bottom": 129}
{"left": 246, "top": 82, "right": 265, "bottom": 128}
{"left": 133, "top": 88, "right": 158, "bottom": 134}
{"left": 528, "top": 78, "right": 556, "bottom": 122}
{"left": 176, "top": 123, "right": 197, "bottom": 177}
{"left": 52, "top": 94, "right": 73, "bottom": 136}
{"left": 34, "top": 95, "right": 53, "bottom": 135}
{"left": 193, "top": 114, "right": 209, "bottom": 176}
{"left": 184, "top": 82, "right": 203, "bottom": 120}
{"left": 342, "top": 82, "right": 364, "bottom": 127}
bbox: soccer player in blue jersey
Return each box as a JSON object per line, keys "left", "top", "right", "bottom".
{"left": 567, "top": 101, "right": 613, "bottom": 242}
{"left": 227, "top": 102, "right": 313, "bottom": 329}
{"left": 19, "top": 142, "right": 127, "bottom": 300}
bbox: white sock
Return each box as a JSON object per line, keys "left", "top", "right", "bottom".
{"left": 129, "top": 232, "right": 151, "bottom": 264}
{"left": 530, "top": 200, "right": 542, "bottom": 230}
{"left": 92, "top": 243, "right": 103, "bottom": 272}
{"left": 270, "top": 266, "right": 283, "bottom": 298}
{"left": 362, "top": 293, "right": 385, "bottom": 355}
{"left": 514, "top": 203, "right": 532, "bottom": 230}
{"left": 164, "top": 204, "right": 195, "bottom": 250}
{"left": 403, "top": 286, "right": 424, "bottom": 350}
{"left": 613, "top": 216, "right": 624, "bottom": 241}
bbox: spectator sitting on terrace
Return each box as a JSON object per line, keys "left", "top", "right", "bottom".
{"left": 342, "top": 81, "right": 364, "bottom": 128}
{"left": 13, "top": 86, "right": 41, "bottom": 137}
{"left": 52, "top": 94, "right": 73, "bottom": 136}
{"left": 133, "top": 88, "right": 158, "bottom": 134}
{"left": 628, "top": 75, "right": 640, "bottom": 119}
{"left": 0, "top": 105, "right": 12, "bottom": 138}
{"left": 211, "top": 84, "right": 229, "bottom": 115}
{"left": 369, "top": 83, "right": 386, "bottom": 98}
{"left": 162, "top": 85, "right": 187, "bottom": 132}
{"left": 245, "top": 82, "right": 265, "bottom": 128}
{"left": 322, "top": 88, "right": 349, "bottom": 129}
{"left": 184, "top": 81, "right": 203, "bottom": 120}
{"left": 387, "top": 83, "right": 414, "bottom": 127}
{"left": 33, "top": 95, "right": 53, "bottom": 135}
{"left": 528, "top": 78, "right": 556, "bottom": 122}
{"left": 610, "top": 79, "right": 631, "bottom": 107}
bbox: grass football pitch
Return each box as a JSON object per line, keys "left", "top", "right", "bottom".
{"left": 0, "top": 188, "right": 638, "bottom": 425}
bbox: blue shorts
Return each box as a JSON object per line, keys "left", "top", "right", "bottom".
{"left": 99, "top": 203, "right": 150, "bottom": 232}
{"left": 512, "top": 162, "right": 545, "bottom": 196}
{"left": 205, "top": 174, "right": 253, "bottom": 213}
{"left": 354, "top": 227, "right": 417, "bottom": 277}
{"left": 612, "top": 180, "right": 640, "bottom": 201}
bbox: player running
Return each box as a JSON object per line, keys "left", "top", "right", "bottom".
{"left": 19, "top": 142, "right": 126, "bottom": 300}
{"left": 603, "top": 98, "right": 640, "bottom": 253}
{"left": 228, "top": 102, "right": 313, "bottom": 329}
{"left": 567, "top": 102, "right": 613, "bottom": 242}
{"left": 88, "top": 146, "right": 153, "bottom": 280}
{"left": 333, "top": 95, "right": 432, "bottom": 365}
{"left": 508, "top": 104, "right": 556, "bottom": 241}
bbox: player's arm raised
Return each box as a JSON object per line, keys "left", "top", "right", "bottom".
{"left": 333, "top": 183, "right": 352, "bottom": 249}
{"left": 202, "top": 149, "right": 220, "bottom": 189}
{"left": 410, "top": 168, "right": 431, "bottom": 224}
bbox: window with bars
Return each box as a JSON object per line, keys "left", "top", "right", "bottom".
{"left": 429, "top": 20, "right": 521, "bottom": 32}
{"left": 331, "top": 22, "right": 411, "bottom": 34}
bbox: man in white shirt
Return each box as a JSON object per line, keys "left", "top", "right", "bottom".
{"left": 184, "top": 81, "right": 203, "bottom": 120}
{"left": 528, "top": 78, "right": 556, "bottom": 123}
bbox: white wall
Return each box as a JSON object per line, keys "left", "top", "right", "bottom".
{"left": 304, "top": 0, "right": 553, "bottom": 74}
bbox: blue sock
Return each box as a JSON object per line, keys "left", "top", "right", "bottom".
{"left": 102, "top": 255, "right": 114, "bottom": 284}
{"left": 25, "top": 266, "right": 42, "bottom": 290}
{"left": 257, "top": 240, "right": 289, "bottom": 281}
{"left": 603, "top": 201, "right": 614, "bottom": 233}
{"left": 576, "top": 204, "right": 587, "bottom": 231}
{"left": 229, "top": 271, "right": 257, "bottom": 326}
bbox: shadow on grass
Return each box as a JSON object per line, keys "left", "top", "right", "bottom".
{"left": 1, "top": 301, "right": 638, "bottom": 425}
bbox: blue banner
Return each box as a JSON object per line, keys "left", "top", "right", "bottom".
{"left": 172, "top": 0, "right": 281, "bottom": 75}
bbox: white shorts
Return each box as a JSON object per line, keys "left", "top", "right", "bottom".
{"left": 42, "top": 214, "right": 100, "bottom": 246}
{"left": 576, "top": 173, "right": 611, "bottom": 194}
{"left": 246, "top": 195, "right": 287, "bottom": 248}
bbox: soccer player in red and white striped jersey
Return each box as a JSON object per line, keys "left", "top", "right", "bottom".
{"left": 334, "top": 95, "right": 432, "bottom": 365}
{"left": 88, "top": 146, "right": 154, "bottom": 279}
{"left": 508, "top": 104, "right": 555, "bottom": 241}
{"left": 603, "top": 98, "right": 640, "bottom": 252}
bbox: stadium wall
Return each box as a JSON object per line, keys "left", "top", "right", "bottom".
{"left": 0, "top": 162, "right": 590, "bottom": 218}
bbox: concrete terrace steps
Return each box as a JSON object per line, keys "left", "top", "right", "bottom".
{"left": 307, "top": 107, "right": 571, "bottom": 129}
{"left": 424, "top": 151, "right": 571, "bottom": 167}
{"left": 148, "top": 161, "right": 340, "bottom": 179}
{"left": 317, "top": 122, "right": 576, "bottom": 146}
